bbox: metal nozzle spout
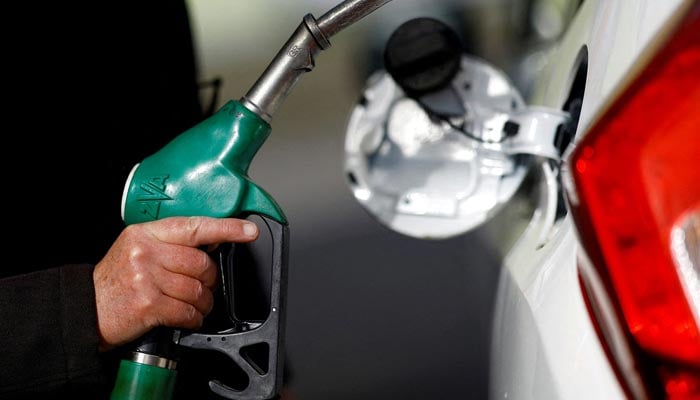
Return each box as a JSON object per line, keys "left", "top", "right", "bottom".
{"left": 241, "top": 0, "right": 393, "bottom": 123}
{"left": 317, "top": 0, "right": 393, "bottom": 38}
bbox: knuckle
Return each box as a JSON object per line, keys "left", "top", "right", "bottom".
{"left": 193, "top": 253, "right": 217, "bottom": 289}
{"left": 191, "top": 282, "right": 214, "bottom": 315}
{"left": 135, "top": 292, "right": 156, "bottom": 316}
{"left": 123, "top": 224, "right": 149, "bottom": 242}
{"left": 156, "top": 303, "right": 199, "bottom": 329}
{"left": 186, "top": 216, "right": 203, "bottom": 241}
{"left": 125, "top": 249, "right": 149, "bottom": 287}
{"left": 181, "top": 305, "right": 203, "bottom": 329}
{"left": 122, "top": 224, "right": 140, "bottom": 238}
{"left": 202, "top": 289, "right": 214, "bottom": 315}
{"left": 129, "top": 270, "right": 145, "bottom": 290}
{"left": 192, "top": 280, "right": 204, "bottom": 300}
{"left": 127, "top": 245, "right": 147, "bottom": 266}
{"left": 199, "top": 252, "right": 213, "bottom": 278}
{"left": 192, "top": 312, "right": 204, "bottom": 329}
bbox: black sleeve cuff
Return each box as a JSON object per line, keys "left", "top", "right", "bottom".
{"left": 60, "top": 264, "right": 104, "bottom": 380}
{"left": 0, "top": 264, "right": 112, "bottom": 397}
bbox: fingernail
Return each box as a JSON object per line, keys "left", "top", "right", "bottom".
{"left": 243, "top": 223, "right": 258, "bottom": 237}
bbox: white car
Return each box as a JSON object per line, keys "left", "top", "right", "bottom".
{"left": 342, "top": 1, "right": 699, "bottom": 399}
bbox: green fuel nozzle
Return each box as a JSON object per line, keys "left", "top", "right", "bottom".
{"left": 122, "top": 0, "right": 392, "bottom": 226}
{"left": 114, "top": 1, "right": 393, "bottom": 399}
{"left": 121, "top": 101, "right": 285, "bottom": 225}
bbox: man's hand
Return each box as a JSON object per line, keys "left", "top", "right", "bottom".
{"left": 93, "top": 216, "right": 258, "bottom": 351}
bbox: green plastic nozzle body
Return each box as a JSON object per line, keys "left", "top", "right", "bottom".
{"left": 122, "top": 100, "right": 286, "bottom": 226}
{"left": 110, "top": 360, "right": 177, "bottom": 400}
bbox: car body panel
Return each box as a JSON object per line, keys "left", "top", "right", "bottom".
{"left": 531, "top": 0, "right": 686, "bottom": 130}
{"left": 491, "top": 216, "right": 625, "bottom": 400}
{"left": 490, "top": 0, "right": 689, "bottom": 399}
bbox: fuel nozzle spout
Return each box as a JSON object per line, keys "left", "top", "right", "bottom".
{"left": 241, "top": 0, "right": 392, "bottom": 123}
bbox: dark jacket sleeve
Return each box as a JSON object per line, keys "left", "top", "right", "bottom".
{"left": 0, "top": 264, "right": 114, "bottom": 398}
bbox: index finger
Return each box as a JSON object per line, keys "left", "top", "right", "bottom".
{"left": 146, "top": 216, "right": 259, "bottom": 247}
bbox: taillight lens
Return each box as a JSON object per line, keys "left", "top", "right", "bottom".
{"left": 569, "top": 2, "right": 700, "bottom": 398}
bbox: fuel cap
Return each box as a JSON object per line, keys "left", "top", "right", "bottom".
{"left": 384, "top": 17, "right": 463, "bottom": 97}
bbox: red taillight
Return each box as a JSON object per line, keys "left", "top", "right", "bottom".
{"left": 569, "top": 2, "right": 700, "bottom": 398}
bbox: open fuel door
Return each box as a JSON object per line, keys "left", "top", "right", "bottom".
{"left": 344, "top": 18, "right": 571, "bottom": 239}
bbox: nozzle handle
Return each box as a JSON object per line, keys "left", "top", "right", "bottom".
{"left": 178, "top": 215, "right": 289, "bottom": 400}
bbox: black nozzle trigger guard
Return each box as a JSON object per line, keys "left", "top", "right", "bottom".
{"left": 179, "top": 215, "right": 289, "bottom": 400}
